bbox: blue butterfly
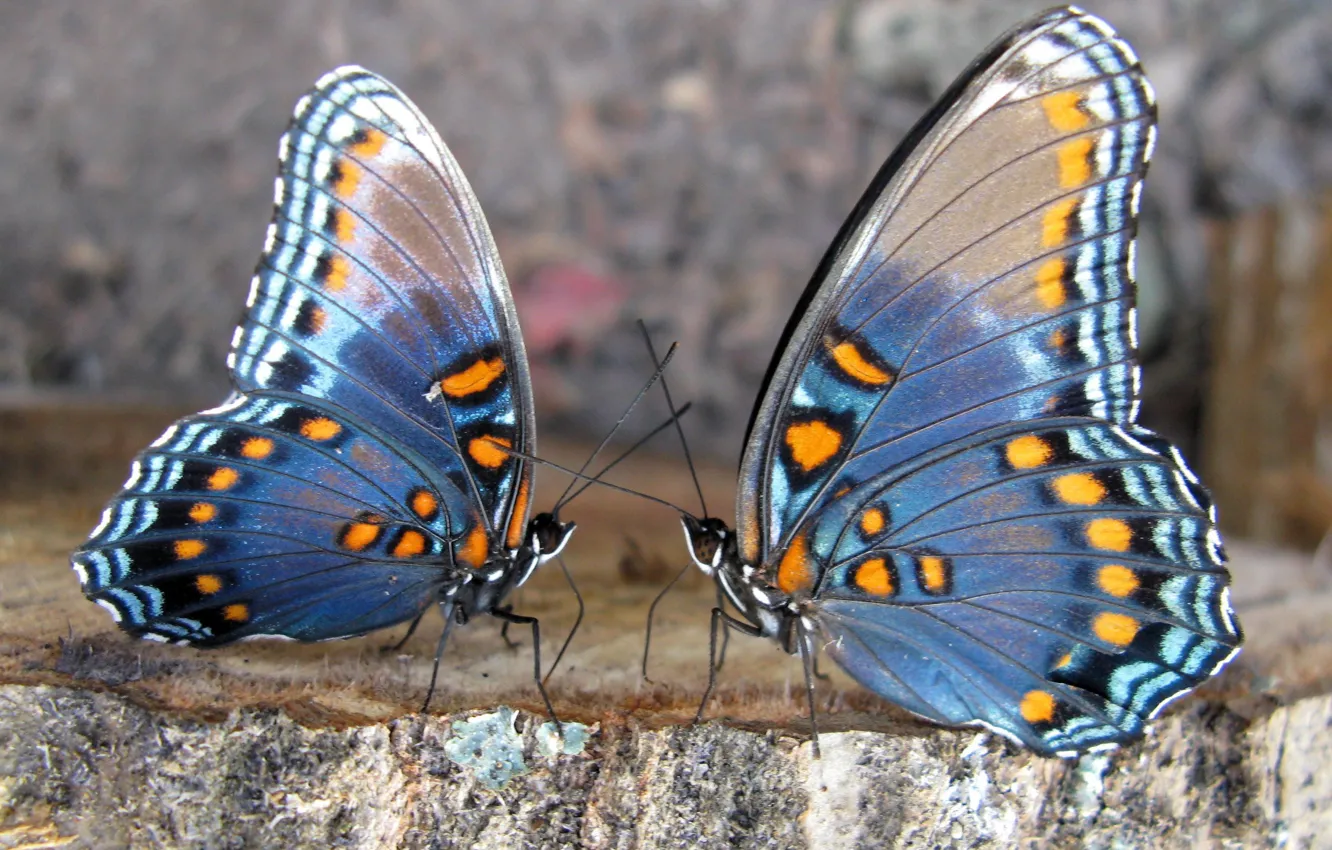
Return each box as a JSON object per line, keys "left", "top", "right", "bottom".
{"left": 677, "top": 7, "right": 1241, "bottom": 756}
{"left": 72, "top": 67, "right": 573, "bottom": 708}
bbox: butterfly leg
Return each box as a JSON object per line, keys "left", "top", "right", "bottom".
{"left": 641, "top": 562, "right": 692, "bottom": 685}
{"left": 421, "top": 602, "right": 461, "bottom": 713}
{"left": 542, "top": 555, "right": 584, "bottom": 685}
{"left": 795, "top": 620, "right": 822, "bottom": 759}
{"left": 496, "top": 604, "right": 521, "bottom": 649}
{"left": 811, "top": 650, "right": 831, "bottom": 682}
{"left": 694, "top": 607, "right": 763, "bottom": 724}
{"left": 490, "top": 607, "right": 561, "bottom": 733}
{"left": 712, "top": 584, "right": 733, "bottom": 673}
{"left": 385, "top": 608, "right": 429, "bottom": 653}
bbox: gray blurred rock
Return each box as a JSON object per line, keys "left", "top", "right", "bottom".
{"left": 2, "top": 0, "right": 1329, "bottom": 458}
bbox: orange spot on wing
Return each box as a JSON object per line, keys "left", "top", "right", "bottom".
{"left": 828, "top": 339, "right": 893, "bottom": 386}
{"left": 333, "top": 159, "right": 361, "bottom": 198}
{"left": 175, "top": 539, "right": 207, "bottom": 560}
{"left": 189, "top": 502, "right": 216, "bottom": 523}
{"left": 1006, "top": 435, "right": 1053, "bottom": 469}
{"left": 1042, "top": 197, "right": 1079, "bottom": 247}
{"left": 222, "top": 603, "right": 249, "bottom": 623}
{"left": 854, "top": 558, "right": 893, "bottom": 596}
{"left": 458, "top": 524, "right": 489, "bottom": 569}
{"left": 1093, "top": 611, "right": 1140, "bottom": 647}
{"left": 195, "top": 574, "right": 223, "bottom": 595}
{"left": 1041, "top": 91, "right": 1089, "bottom": 132}
{"left": 860, "top": 507, "right": 885, "bottom": 537}
{"left": 918, "top": 556, "right": 948, "bottom": 593}
{"left": 1086, "top": 518, "right": 1132, "bottom": 552}
{"left": 1097, "top": 564, "right": 1139, "bottom": 598}
{"left": 300, "top": 417, "right": 342, "bottom": 441}
{"left": 1053, "top": 472, "right": 1106, "bottom": 506}
{"left": 776, "top": 534, "right": 814, "bottom": 594}
{"left": 392, "top": 529, "right": 427, "bottom": 559}
{"left": 1020, "top": 690, "right": 1056, "bottom": 724}
{"left": 332, "top": 210, "right": 355, "bottom": 244}
{"left": 240, "top": 436, "right": 274, "bottom": 459}
{"left": 340, "top": 522, "right": 382, "bottom": 552}
{"left": 1049, "top": 328, "right": 1069, "bottom": 351}
{"left": 785, "top": 421, "right": 842, "bottom": 471}
{"left": 468, "top": 436, "right": 512, "bottom": 470}
{"left": 350, "top": 127, "right": 386, "bottom": 157}
{"left": 505, "top": 477, "right": 531, "bottom": 550}
{"left": 439, "top": 358, "right": 506, "bottom": 398}
{"left": 307, "top": 305, "right": 327, "bottom": 334}
{"left": 207, "top": 467, "right": 239, "bottom": 491}
{"left": 325, "top": 253, "right": 351, "bottom": 289}
{"left": 410, "top": 490, "right": 438, "bottom": 521}
{"left": 1035, "top": 258, "right": 1067, "bottom": 309}
{"left": 1057, "top": 137, "right": 1094, "bottom": 188}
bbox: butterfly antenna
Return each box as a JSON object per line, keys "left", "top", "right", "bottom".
{"left": 496, "top": 444, "right": 692, "bottom": 516}
{"left": 637, "top": 320, "right": 708, "bottom": 517}
{"left": 542, "top": 554, "right": 584, "bottom": 684}
{"left": 558, "top": 400, "right": 696, "bottom": 509}
{"left": 551, "top": 341, "right": 680, "bottom": 512}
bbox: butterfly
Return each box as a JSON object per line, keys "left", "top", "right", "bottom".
{"left": 71, "top": 66, "right": 575, "bottom": 711}
{"left": 676, "top": 6, "right": 1242, "bottom": 757}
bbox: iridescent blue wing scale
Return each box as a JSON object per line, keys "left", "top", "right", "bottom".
{"left": 74, "top": 67, "right": 535, "bottom": 644}
{"left": 735, "top": 8, "right": 1240, "bottom": 754}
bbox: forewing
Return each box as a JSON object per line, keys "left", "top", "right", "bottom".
{"left": 231, "top": 66, "right": 534, "bottom": 547}
{"left": 739, "top": 9, "right": 1154, "bottom": 566}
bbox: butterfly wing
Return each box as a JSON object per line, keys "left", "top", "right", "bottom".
{"left": 739, "top": 8, "right": 1153, "bottom": 565}
{"left": 808, "top": 417, "right": 1237, "bottom": 754}
{"left": 74, "top": 67, "right": 534, "bottom": 643}
{"left": 735, "top": 9, "right": 1240, "bottom": 752}
{"left": 74, "top": 394, "right": 472, "bottom": 643}
{"left": 235, "top": 67, "right": 535, "bottom": 550}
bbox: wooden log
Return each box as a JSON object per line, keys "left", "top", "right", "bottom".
{"left": 1202, "top": 200, "right": 1332, "bottom": 548}
{"left": 1, "top": 406, "right": 1329, "bottom": 847}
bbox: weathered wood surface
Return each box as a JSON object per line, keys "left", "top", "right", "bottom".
{"left": 1, "top": 406, "right": 1330, "bottom": 848}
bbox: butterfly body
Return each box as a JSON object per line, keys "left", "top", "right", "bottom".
{"left": 681, "top": 6, "right": 1241, "bottom": 757}
{"left": 73, "top": 67, "right": 573, "bottom": 670}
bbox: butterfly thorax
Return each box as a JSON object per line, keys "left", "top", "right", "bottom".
{"left": 448, "top": 513, "right": 575, "bottom": 616}
{"left": 681, "top": 515, "right": 802, "bottom": 650}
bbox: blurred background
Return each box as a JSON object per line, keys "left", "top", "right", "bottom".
{"left": 2, "top": 0, "right": 1330, "bottom": 551}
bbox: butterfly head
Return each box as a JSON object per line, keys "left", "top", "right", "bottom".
{"left": 479, "top": 513, "right": 575, "bottom": 600}
{"left": 680, "top": 515, "right": 734, "bottom": 577}
{"left": 525, "top": 512, "right": 576, "bottom": 564}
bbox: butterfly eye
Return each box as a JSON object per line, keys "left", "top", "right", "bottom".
{"left": 680, "top": 516, "right": 727, "bottom": 575}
